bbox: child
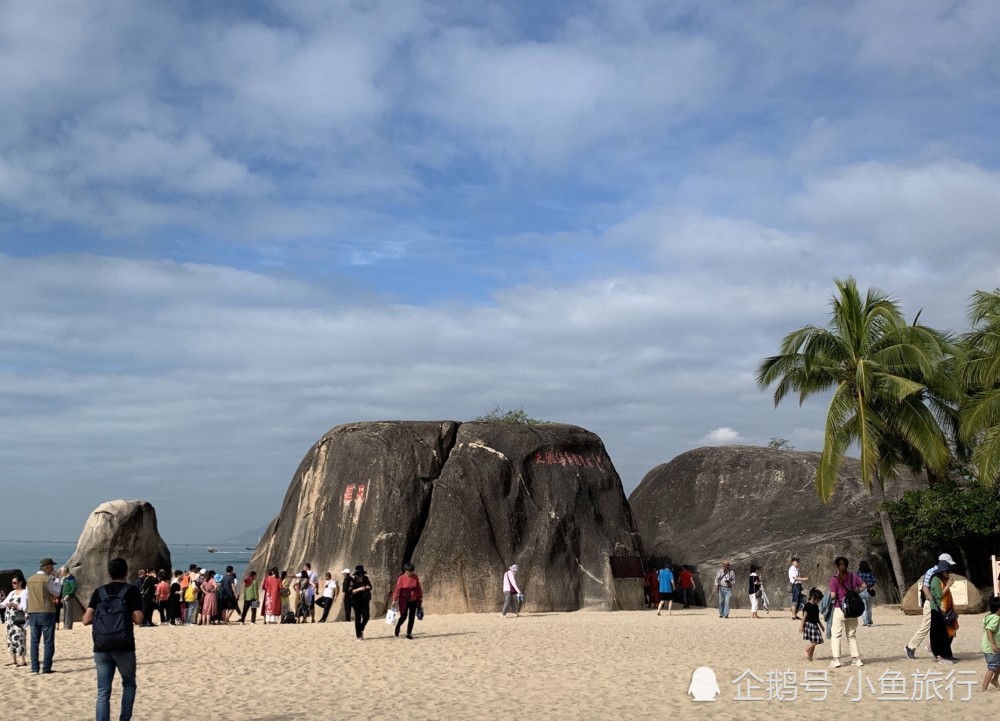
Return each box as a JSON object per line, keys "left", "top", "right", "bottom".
{"left": 982, "top": 596, "right": 1000, "bottom": 691}
{"left": 800, "top": 588, "right": 825, "bottom": 661}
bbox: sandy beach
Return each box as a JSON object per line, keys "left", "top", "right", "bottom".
{"left": 3, "top": 605, "right": 995, "bottom": 720}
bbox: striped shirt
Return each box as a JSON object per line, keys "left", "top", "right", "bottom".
{"left": 715, "top": 569, "right": 735, "bottom": 588}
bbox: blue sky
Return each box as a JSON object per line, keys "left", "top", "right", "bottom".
{"left": 2, "top": 0, "right": 1000, "bottom": 542}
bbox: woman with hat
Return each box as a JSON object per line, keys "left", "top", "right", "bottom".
{"left": 929, "top": 559, "right": 958, "bottom": 664}
{"left": 350, "top": 565, "right": 372, "bottom": 640}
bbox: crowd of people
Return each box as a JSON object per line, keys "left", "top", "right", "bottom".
{"left": 645, "top": 551, "right": 1000, "bottom": 692}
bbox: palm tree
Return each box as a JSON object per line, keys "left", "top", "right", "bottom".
{"left": 961, "top": 289, "right": 1000, "bottom": 485}
{"left": 756, "top": 277, "right": 957, "bottom": 600}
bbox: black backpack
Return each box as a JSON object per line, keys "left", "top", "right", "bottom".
{"left": 841, "top": 589, "right": 865, "bottom": 619}
{"left": 281, "top": 610, "right": 297, "bottom": 624}
{"left": 93, "top": 585, "right": 133, "bottom": 652}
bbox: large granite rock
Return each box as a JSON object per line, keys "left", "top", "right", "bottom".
{"left": 629, "top": 446, "right": 926, "bottom": 609}
{"left": 250, "top": 421, "right": 642, "bottom": 615}
{"left": 66, "top": 500, "right": 171, "bottom": 616}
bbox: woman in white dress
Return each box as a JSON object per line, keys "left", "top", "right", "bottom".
{"left": 3, "top": 575, "right": 28, "bottom": 667}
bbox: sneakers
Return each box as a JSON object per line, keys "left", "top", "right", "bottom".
{"left": 938, "top": 657, "right": 958, "bottom": 665}
{"left": 904, "top": 645, "right": 916, "bottom": 660}
{"left": 829, "top": 660, "right": 842, "bottom": 668}
{"left": 851, "top": 659, "right": 864, "bottom": 667}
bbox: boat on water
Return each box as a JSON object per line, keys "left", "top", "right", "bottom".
{"left": 245, "top": 546, "right": 256, "bottom": 551}
{"left": 207, "top": 547, "right": 217, "bottom": 553}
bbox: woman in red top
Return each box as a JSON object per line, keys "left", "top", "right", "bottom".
{"left": 391, "top": 563, "right": 423, "bottom": 639}
{"left": 260, "top": 567, "right": 282, "bottom": 624}
{"left": 155, "top": 572, "right": 171, "bottom": 624}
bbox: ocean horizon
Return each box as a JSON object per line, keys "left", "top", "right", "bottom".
{"left": 0, "top": 539, "right": 256, "bottom": 579}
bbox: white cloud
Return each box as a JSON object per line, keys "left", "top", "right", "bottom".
{"left": 701, "top": 427, "right": 745, "bottom": 446}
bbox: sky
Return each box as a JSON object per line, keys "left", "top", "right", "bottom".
{"left": 2, "top": 0, "right": 1000, "bottom": 543}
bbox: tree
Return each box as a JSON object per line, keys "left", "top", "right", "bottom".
{"left": 756, "top": 277, "right": 957, "bottom": 600}
{"left": 473, "top": 406, "right": 545, "bottom": 425}
{"left": 960, "top": 288, "right": 1000, "bottom": 485}
{"left": 767, "top": 437, "right": 795, "bottom": 451}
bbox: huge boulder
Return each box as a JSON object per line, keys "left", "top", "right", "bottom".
{"left": 629, "top": 446, "right": 926, "bottom": 609}
{"left": 66, "top": 500, "right": 172, "bottom": 617}
{"left": 250, "top": 421, "right": 642, "bottom": 614}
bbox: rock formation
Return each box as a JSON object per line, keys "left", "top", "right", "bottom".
{"left": 901, "top": 573, "right": 987, "bottom": 615}
{"left": 66, "top": 500, "right": 171, "bottom": 617}
{"left": 629, "top": 446, "right": 926, "bottom": 608}
{"left": 250, "top": 421, "right": 642, "bottom": 615}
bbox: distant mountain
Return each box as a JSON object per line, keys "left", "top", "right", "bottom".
{"left": 214, "top": 525, "right": 267, "bottom": 547}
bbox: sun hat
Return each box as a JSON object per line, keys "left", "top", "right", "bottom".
{"left": 354, "top": 565, "right": 366, "bottom": 575}
{"left": 935, "top": 560, "right": 954, "bottom": 573}
{"left": 938, "top": 553, "right": 956, "bottom": 566}
{"left": 39, "top": 557, "right": 56, "bottom": 568}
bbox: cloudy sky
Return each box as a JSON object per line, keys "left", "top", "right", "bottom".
{"left": 2, "top": 1, "right": 999, "bottom": 543}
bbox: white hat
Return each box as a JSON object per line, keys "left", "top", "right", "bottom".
{"left": 938, "top": 553, "right": 956, "bottom": 566}
{"left": 342, "top": 568, "right": 351, "bottom": 574}
{"left": 199, "top": 568, "right": 207, "bottom": 575}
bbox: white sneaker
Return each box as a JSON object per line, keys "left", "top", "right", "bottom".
{"left": 851, "top": 658, "right": 864, "bottom": 667}
{"left": 829, "top": 660, "right": 842, "bottom": 668}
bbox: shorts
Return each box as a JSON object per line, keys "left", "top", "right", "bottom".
{"left": 659, "top": 590, "right": 674, "bottom": 601}
{"left": 986, "top": 652, "right": 1000, "bottom": 671}
{"left": 222, "top": 597, "right": 239, "bottom": 611}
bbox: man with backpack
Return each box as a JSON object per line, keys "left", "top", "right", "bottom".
{"left": 83, "top": 557, "right": 144, "bottom": 721}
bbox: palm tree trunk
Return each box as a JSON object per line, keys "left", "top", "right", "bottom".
{"left": 877, "top": 484, "right": 907, "bottom": 601}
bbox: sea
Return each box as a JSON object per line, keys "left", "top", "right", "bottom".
{"left": 0, "top": 540, "right": 256, "bottom": 578}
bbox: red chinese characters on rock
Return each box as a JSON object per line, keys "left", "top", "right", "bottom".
{"left": 343, "top": 484, "right": 367, "bottom": 504}
{"left": 531, "top": 449, "right": 606, "bottom": 471}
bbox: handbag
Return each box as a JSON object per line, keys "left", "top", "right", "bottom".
{"left": 12, "top": 610, "right": 26, "bottom": 627}
{"left": 385, "top": 608, "right": 398, "bottom": 625}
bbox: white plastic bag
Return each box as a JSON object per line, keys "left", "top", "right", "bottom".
{"left": 385, "top": 607, "right": 398, "bottom": 625}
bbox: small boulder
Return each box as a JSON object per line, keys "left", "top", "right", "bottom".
{"left": 901, "top": 574, "right": 987, "bottom": 615}
{"left": 66, "top": 500, "right": 171, "bottom": 615}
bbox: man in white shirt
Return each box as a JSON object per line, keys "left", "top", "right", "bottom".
{"left": 788, "top": 557, "right": 809, "bottom": 620}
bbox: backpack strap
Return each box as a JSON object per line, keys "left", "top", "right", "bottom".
{"left": 99, "top": 586, "right": 109, "bottom": 601}
{"left": 116, "top": 585, "right": 130, "bottom": 599}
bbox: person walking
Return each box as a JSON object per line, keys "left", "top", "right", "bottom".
{"left": 904, "top": 553, "right": 957, "bottom": 660}
{"left": 656, "top": 563, "right": 675, "bottom": 616}
{"left": 350, "top": 566, "right": 372, "bottom": 640}
{"left": 3, "top": 574, "right": 28, "bottom": 667}
{"left": 391, "top": 563, "right": 423, "bottom": 639}
{"left": 856, "top": 560, "right": 876, "bottom": 627}
{"left": 828, "top": 556, "right": 866, "bottom": 668}
{"left": 714, "top": 562, "right": 735, "bottom": 619}
{"left": 800, "top": 588, "right": 826, "bottom": 661}
{"left": 82, "top": 557, "right": 143, "bottom": 721}
{"left": 928, "top": 559, "right": 958, "bottom": 664}
{"left": 500, "top": 564, "right": 521, "bottom": 617}
{"left": 26, "top": 557, "right": 61, "bottom": 674}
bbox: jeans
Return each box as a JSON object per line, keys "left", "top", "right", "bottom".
{"left": 791, "top": 582, "right": 803, "bottom": 613}
{"left": 28, "top": 612, "right": 56, "bottom": 672}
{"left": 681, "top": 588, "right": 691, "bottom": 608}
{"left": 860, "top": 589, "right": 873, "bottom": 625}
{"left": 184, "top": 601, "right": 199, "bottom": 625}
{"left": 95, "top": 650, "right": 137, "bottom": 721}
{"left": 718, "top": 587, "right": 732, "bottom": 618}
{"left": 63, "top": 598, "right": 75, "bottom": 630}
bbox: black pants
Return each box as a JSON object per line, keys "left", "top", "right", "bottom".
{"left": 342, "top": 596, "right": 352, "bottom": 622}
{"left": 141, "top": 596, "right": 155, "bottom": 625}
{"left": 395, "top": 604, "right": 417, "bottom": 637}
{"left": 930, "top": 609, "right": 954, "bottom": 659}
{"left": 240, "top": 601, "right": 257, "bottom": 623}
{"left": 353, "top": 599, "right": 370, "bottom": 638}
{"left": 318, "top": 597, "right": 334, "bottom": 622}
